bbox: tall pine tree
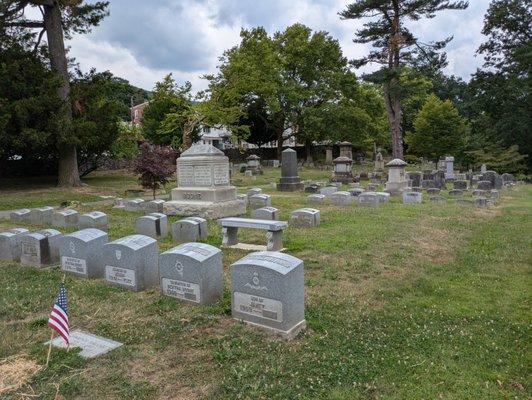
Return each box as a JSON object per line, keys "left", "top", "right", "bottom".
{"left": 339, "top": 0, "right": 468, "bottom": 159}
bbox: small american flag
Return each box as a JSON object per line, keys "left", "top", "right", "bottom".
{"left": 48, "top": 283, "right": 70, "bottom": 345}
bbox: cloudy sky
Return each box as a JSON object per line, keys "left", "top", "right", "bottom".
{"left": 63, "top": 0, "right": 491, "bottom": 92}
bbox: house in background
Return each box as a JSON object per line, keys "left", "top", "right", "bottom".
{"left": 131, "top": 101, "right": 149, "bottom": 125}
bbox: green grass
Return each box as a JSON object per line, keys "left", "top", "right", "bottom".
{"left": 0, "top": 170, "right": 530, "bottom": 399}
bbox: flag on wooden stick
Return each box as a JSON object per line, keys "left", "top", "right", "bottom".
{"left": 47, "top": 283, "right": 70, "bottom": 345}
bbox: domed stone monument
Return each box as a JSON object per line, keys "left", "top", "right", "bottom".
{"left": 164, "top": 144, "right": 247, "bottom": 219}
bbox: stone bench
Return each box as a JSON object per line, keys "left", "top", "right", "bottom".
{"left": 218, "top": 217, "right": 288, "bottom": 251}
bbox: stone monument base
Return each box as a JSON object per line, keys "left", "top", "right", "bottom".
{"left": 235, "top": 318, "right": 306, "bottom": 340}
{"left": 276, "top": 181, "right": 304, "bottom": 191}
{"left": 164, "top": 198, "right": 246, "bottom": 219}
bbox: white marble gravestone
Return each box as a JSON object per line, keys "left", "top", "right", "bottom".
{"left": 159, "top": 243, "right": 222, "bottom": 305}
{"left": 289, "top": 208, "right": 320, "bottom": 227}
{"left": 231, "top": 251, "right": 306, "bottom": 339}
{"left": 102, "top": 235, "right": 158, "bottom": 291}
{"left": 183, "top": 217, "right": 208, "bottom": 239}
{"left": 10, "top": 209, "right": 31, "bottom": 223}
{"left": 330, "top": 191, "right": 353, "bottom": 206}
{"left": 307, "top": 194, "right": 325, "bottom": 204}
{"left": 144, "top": 199, "right": 165, "bottom": 213}
{"left": 249, "top": 194, "right": 271, "bottom": 210}
{"left": 46, "top": 330, "right": 122, "bottom": 359}
{"left": 402, "top": 191, "right": 423, "bottom": 204}
{"left": 172, "top": 219, "right": 201, "bottom": 243}
{"left": 385, "top": 159, "right": 408, "bottom": 194}
{"left": 59, "top": 228, "right": 108, "bottom": 278}
{"left": 251, "top": 207, "right": 279, "bottom": 221}
{"left": 165, "top": 144, "right": 246, "bottom": 218}
{"left": 358, "top": 192, "right": 379, "bottom": 207}
{"left": 125, "top": 198, "right": 145, "bottom": 212}
{"left": 445, "top": 156, "right": 455, "bottom": 179}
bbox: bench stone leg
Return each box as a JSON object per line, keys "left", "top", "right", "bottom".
{"left": 222, "top": 227, "right": 238, "bottom": 246}
{"left": 266, "top": 230, "right": 283, "bottom": 251}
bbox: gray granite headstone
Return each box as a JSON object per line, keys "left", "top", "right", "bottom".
{"left": 29, "top": 206, "right": 54, "bottom": 225}
{"left": 10, "top": 209, "right": 31, "bottom": 223}
{"left": 289, "top": 208, "right": 320, "bottom": 228}
{"left": 136, "top": 213, "right": 168, "bottom": 239}
{"left": 252, "top": 207, "right": 279, "bottom": 221}
{"left": 277, "top": 148, "right": 303, "bottom": 191}
{"left": 477, "top": 180, "right": 493, "bottom": 190}
{"left": 320, "top": 186, "right": 337, "bottom": 197}
{"left": 472, "top": 189, "right": 486, "bottom": 197}
{"left": 358, "top": 192, "right": 379, "bottom": 207}
{"left": 402, "top": 191, "right": 423, "bottom": 204}
{"left": 247, "top": 188, "right": 262, "bottom": 198}
{"left": 231, "top": 251, "right": 305, "bottom": 339}
{"left": 426, "top": 188, "right": 441, "bottom": 196}
{"left": 36, "top": 229, "right": 62, "bottom": 264}
{"left": 52, "top": 209, "right": 79, "bottom": 228}
{"left": 0, "top": 228, "right": 29, "bottom": 261}
{"left": 421, "top": 179, "right": 436, "bottom": 189}
{"left": 375, "top": 192, "right": 390, "bottom": 203}
{"left": 407, "top": 172, "right": 422, "bottom": 187}
{"left": 125, "top": 198, "right": 145, "bottom": 212}
{"left": 172, "top": 219, "right": 201, "bottom": 243}
{"left": 249, "top": 194, "right": 271, "bottom": 210}
{"left": 159, "top": 242, "right": 222, "bottom": 305}
{"left": 448, "top": 189, "right": 463, "bottom": 197}
{"left": 78, "top": 211, "right": 108, "bottom": 231}
{"left": 102, "top": 234, "right": 158, "bottom": 291}
{"left": 307, "top": 194, "right": 325, "bottom": 204}
{"left": 59, "top": 228, "right": 108, "bottom": 278}
{"left": 483, "top": 171, "right": 499, "bottom": 189}
{"left": 330, "top": 191, "right": 353, "bottom": 206}
{"left": 183, "top": 217, "right": 208, "bottom": 239}
{"left": 144, "top": 199, "right": 165, "bottom": 213}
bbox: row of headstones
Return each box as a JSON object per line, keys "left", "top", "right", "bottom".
{"left": 308, "top": 186, "right": 498, "bottom": 207}
{"left": 245, "top": 188, "right": 320, "bottom": 227}
{"left": 10, "top": 207, "right": 108, "bottom": 230}
{"left": 118, "top": 198, "right": 166, "bottom": 213}
{"left": 0, "top": 227, "right": 304, "bottom": 339}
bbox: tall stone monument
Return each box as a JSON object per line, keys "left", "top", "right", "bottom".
{"left": 331, "top": 156, "right": 355, "bottom": 184}
{"left": 277, "top": 148, "right": 303, "bottom": 191}
{"left": 374, "top": 152, "right": 384, "bottom": 171}
{"left": 338, "top": 141, "right": 353, "bottom": 159}
{"left": 385, "top": 158, "right": 408, "bottom": 194}
{"left": 444, "top": 156, "right": 455, "bottom": 179}
{"left": 164, "top": 143, "right": 246, "bottom": 218}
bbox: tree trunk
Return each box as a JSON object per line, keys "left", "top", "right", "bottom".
{"left": 305, "top": 139, "right": 313, "bottom": 163}
{"left": 275, "top": 126, "right": 284, "bottom": 160}
{"left": 43, "top": 3, "right": 80, "bottom": 186}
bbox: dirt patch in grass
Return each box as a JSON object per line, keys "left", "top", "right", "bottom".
{"left": 0, "top": 356, "right": 41, "bottom": 394}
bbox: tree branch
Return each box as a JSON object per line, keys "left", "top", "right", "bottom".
{"left": 3, "top": 20, "right": 45, "bottom": 28}
{"left": 33, "top": 27, "right": 46, "bottom": 52}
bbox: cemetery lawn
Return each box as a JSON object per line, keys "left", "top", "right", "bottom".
{"left": 0, "top": 169, "right": 530, "bottom": 399}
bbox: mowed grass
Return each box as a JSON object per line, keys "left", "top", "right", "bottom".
{"left": 0, "top": 170, "right": 530, "bottom": 399}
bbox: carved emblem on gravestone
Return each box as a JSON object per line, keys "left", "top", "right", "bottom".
{"left": 69, "top": 241, "right": 75, "bottom": 254}
{"left": 245, "top": 272, "right": 268, "bottom": 291}
{"left": 115, "top": 250, "right": 121, "bottom": 260}
{"left": 173, "top": 260, "right": 184, "bottom": 277}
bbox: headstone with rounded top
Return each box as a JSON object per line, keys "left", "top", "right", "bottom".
{"left": 277, "top": 148, "right": 304, "bottom": 191}
{"left": 402, "top": 191, "right": 423, "bottom": 204}
{"left": 52, "top": 209, "right": 79, "bottom": 228}
{"left": 231, "top": 251, "right": 306, "bottom": 339}
{"left": 20, "top": 232, "right": 51, "bottom": 267}
{"left": 307, "top": 194, "right": 325, "bottom": 204}
{"left": 429, "top": 196, "right": 446, "bottom": 204}
{"left": 136, "top": 213, "right": 168, "bottom": 239}
{"left": 449, "top": 189, "right": 463, "bottom": 197}
{"left": 249, "top": 194, "right": 271, "bottom": 210}
{"left": 330, "top": 191, "right": 353, "bottom": 206}
{"left": 454, "top": 180, "right": 468, "bottom": 190}
{"left": 358, "top": 192, "right": 379, "bottom": 207}
{"left": 375, "top": 192, "right": 390, "bottom": 203}
{"left": 289, "top": 208, "right": 320, "bottom": 228}
{"left": 144, "top": 199, "right": 165, "bottom": 213}
{"left": 252, "top": 207, "right": 279, "bottom": 221}
{"left": 37, "top": 229, "right": 62, "bottom": 264}
{"left": 125, "top": 198, "right": 145, "bottom": 212}
{"left": 30, "top": 206, "right": 54, "bottom": 225}
{"left": 427, "top": 188, "right": 441, "bottom": 196}
{"left": 477, "top": 180, "right": 493, "bottom": 190}
{"left": 183, "top": 217, "right": 208, "bottom": 239}
{"left": 10, "top": 209, "right": 31, "bottom": 223}
{"left": 102, "top": 234, "right": 158, "bottom": 291}
{"left": 79, "top": 211, "right": 108, "bottom": 231}
{"left": 320, "top": 186, "right": 337, "bottom": 197}
{"left": 59, "top": 228, "right": 108, "bottom": 279}
{"left": 159, "top": 242, "right": 222, "bottom": 305}
{"left": 247, "top": 188, "right": 262, "bottom": 198}
{"left": 472, "top": 189, "right": 486, "bottom": 197}
{"left": 172, "top": 219, "right": 201, "bottom": 243}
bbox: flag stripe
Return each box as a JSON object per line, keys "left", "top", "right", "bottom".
{"left": 48, "top": 319, "right": 69, "bottom": 343}
{"left": 53, "top": 304, "right": 69, "bottom": 322}
{"left": 49, "top": 313, "right": 69, "bottom": 334}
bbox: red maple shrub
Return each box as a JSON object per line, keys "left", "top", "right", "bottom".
{"left": 133, "top": 142, "right": 177, "bottom": 199}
